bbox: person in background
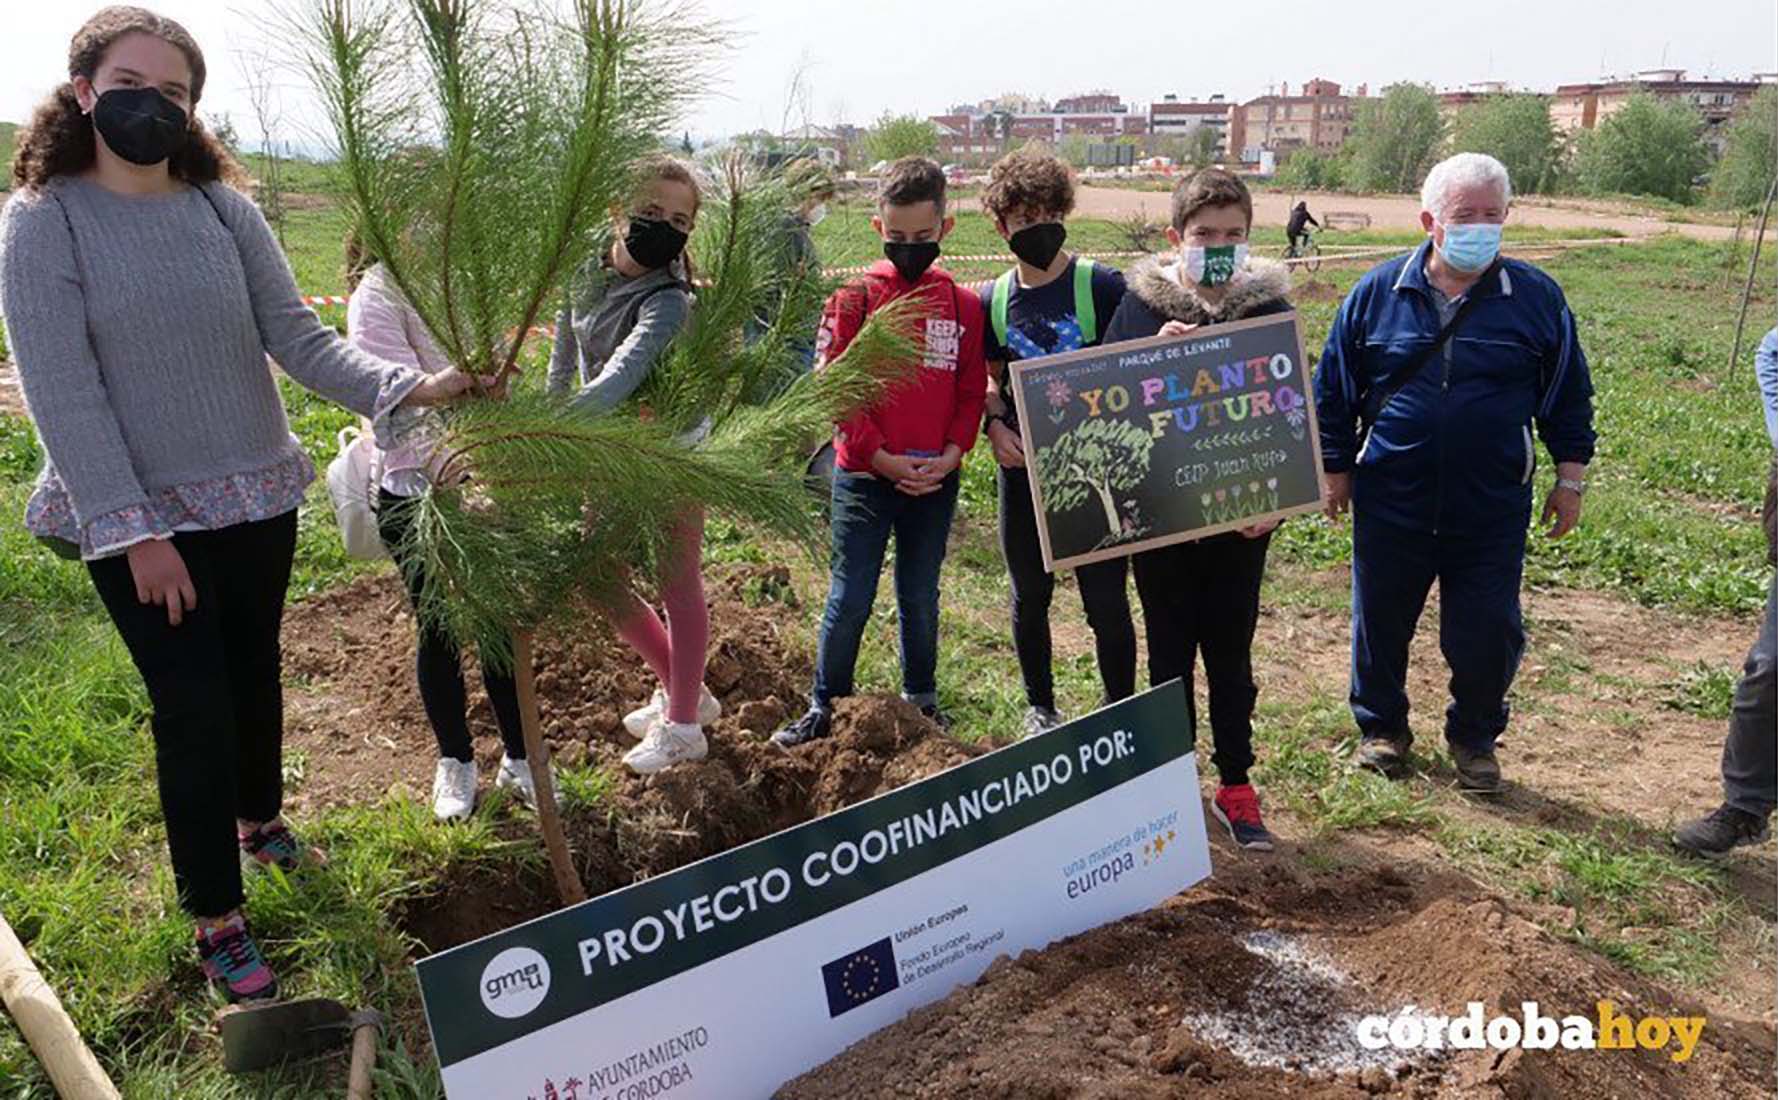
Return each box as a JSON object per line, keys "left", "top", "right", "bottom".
{"left": 1315, "top": 152, "right": 1595, "bottom": 794}
{"left": 548, "top": 154, "right": 713, "bottom": 776}
{"left": 1755, "top": 326, "right": 1778, "bottom": 448}
{"left": 1101, "top": 169, "right": 1293, "bottom": 852}
{"left": 0, "top": 6, "right": 476, "bottom": 1002}
{"left": 1673, "top": 352, "right": 1778, "bottom": 857}
{"left": 1286, "top": 199, "right": 1319, "bottom": 257}
{"left": 344, "top": 234, "right": 549, "bottom": 821}
{"left": 977, "top": 148, "right": 1136, "bottom": 738}
{"left": 771, "top": 157, "right": 989, "bottom": 748}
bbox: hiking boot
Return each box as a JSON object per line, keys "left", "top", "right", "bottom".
{"left": 496, "top": 754, "right": 555, "bottom": 809}
{"left": 431, "top": 757, "right": 478, "bottom": 822}
{"left": 196, "top": 913, "right": 278, "bottom": 1003}
{"left": 919, "top": 704, "right": 954, "bottom": 733}
{"left": 1211, "top": 783, "right": 1276, "bottom": 852}
{"left": 771, "top": 708, "right": 832, "bottom": 749}
{"left": 238, "top": 819, "right": 316, "bottom": 872}
{"left": 1354, "top": 733, "right": 1413, "bottom": 780}
{"left": 1022, "top": 706, "right": 1063, "bottom": 739}
{"left": 1674, "top": 804, "right": 1771, "bottom": 859}
{"left": 623, "top": 722, "right": 709, "bottom": 775}
{"left": 623, "top": 685, "right": 722, "bottom": 740}
{"left": 1450, "top": 744, "right": 1502, "bottom": 793}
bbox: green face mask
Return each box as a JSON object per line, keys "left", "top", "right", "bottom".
{"left": 1182, "top": 243, "right": 1249, "bottom": 287}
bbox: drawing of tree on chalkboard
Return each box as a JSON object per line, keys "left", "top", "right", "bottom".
{"left": 1037, "top": 418, "right": 1156, "bottom": 543}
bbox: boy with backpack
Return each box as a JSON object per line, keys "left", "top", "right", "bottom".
{"left": 772, "top": 157, "right": 988, "bottom": 746}
{"left": 977, "top": 149, "right": 1137, "bottom": 738}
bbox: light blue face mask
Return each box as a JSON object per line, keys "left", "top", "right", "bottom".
{"left": 1437, "top": 221, "right": 1503, "bottom": 272}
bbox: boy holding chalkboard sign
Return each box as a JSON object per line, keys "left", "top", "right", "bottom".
{"left": 977, "top": 150, "right": 1138, "bottom": 738}
{"left": 1100, "top": 169, "right": 1293, "bottom": 852}
{"left": 772, "top": 159, "right": 989, "bottom": 748}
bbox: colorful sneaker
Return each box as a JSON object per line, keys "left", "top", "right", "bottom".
{"left": 495, "top": 754, "right": 554, "bottom": 810}
{"left": 1674, "top": 803, "right": 1771, "bottom": 859}
{"left": 238, "top": 820, "right": 309, "bottom": 872}
{"left": 1211, "top": 784, "right": 1276, "bottom": 852}
{"left": 1022, "top": 706, "right": 1063, "bottom": 739}
{"left": 196, "top": 913, "right": 278, "bottom": 1003}
{"left": 432, "top": 757, "right": 479, "bottom": 822}
{"left": 623, "top": 722, "right": 709, "bottom": 775}
{"left": 623, "top": 685, "right": 722, "bottom": 740}
{"left": 771, "top": 708, "right": 832, "bottom": 749}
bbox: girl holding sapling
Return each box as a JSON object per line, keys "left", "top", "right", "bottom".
{"left": 0, "top": 5, "right": 478, "bottom": 1002}
{"left": 343, "top": 231, "right": 550, "bottom": 822}
{"left": 547, "top": 154, "right": 715, "bottom": 776}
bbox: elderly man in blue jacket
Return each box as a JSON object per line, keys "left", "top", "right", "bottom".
{"left": 1314, "top": 152, "right": 1596, "bottom": 793}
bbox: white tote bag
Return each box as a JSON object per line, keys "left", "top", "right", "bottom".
{"left": 325, "top": 426, "right": 389, "bottom": 561}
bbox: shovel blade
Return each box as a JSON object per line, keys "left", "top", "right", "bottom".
{"left": 221, "top": 997, "right": 353, "bottom": 1073}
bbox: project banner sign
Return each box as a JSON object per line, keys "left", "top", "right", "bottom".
{"left": 1008, "top": 312, "right": 1328, "bottom": 571}
{"left": 416, "top": 681, "right": 1210, "bottom": 1099}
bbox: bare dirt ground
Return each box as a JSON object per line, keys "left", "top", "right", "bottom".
{"left": 1071, "top": 186, "right": 1759, "bottom": 243}
{"left": 278, "top": 561, "right": 1776, "bottom": 1097}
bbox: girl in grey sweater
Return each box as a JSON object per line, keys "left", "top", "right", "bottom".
{"left": 0, "top": 8, "right": 474, "bottom": 1002}
{"left": 547, "top": 156, "right": 718, "bottom": 777}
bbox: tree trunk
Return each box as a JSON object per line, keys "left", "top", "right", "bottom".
{"left": 512, "top": 633, "right": 587, "bottom": 907}
{"left": 0, "top": 911, "right": 121, "bottom": 1100}
{"left": 1093, "top": 481, "right": 1120, "bottom": 535}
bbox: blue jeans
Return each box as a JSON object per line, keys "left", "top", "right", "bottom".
{"left": 813, "top": 469, "right": 961, "bottom": 709}
{"left": 1350, "top": 509, "right": 1528, "bottom": 751}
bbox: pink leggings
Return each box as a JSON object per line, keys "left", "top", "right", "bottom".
{"left": 612, "top": 509, "right": 710, "bottom": 725}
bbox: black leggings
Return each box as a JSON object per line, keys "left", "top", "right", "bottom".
{"left": 1132, "top": 530, "right": 1271, "bottom": 787}
{"left": 377, "top": 491, "right": 526, "bottom": 763}
{"left": 87, "top": 512, "right": 297, "bottom": 919}
{"left": 998, "top": 464, "right": 1138, "bottom": 710}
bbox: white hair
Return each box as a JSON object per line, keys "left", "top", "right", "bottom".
{"left": 1420, "top": 153, "right": 1513, "bottom": 221}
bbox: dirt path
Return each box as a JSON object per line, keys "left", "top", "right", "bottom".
{"left": 1072, "top": 186, "right": 1757, "bottom": 243}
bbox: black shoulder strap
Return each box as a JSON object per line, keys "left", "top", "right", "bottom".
{"left": 1360, "top": 258, "right": 1500, "bottom": 430}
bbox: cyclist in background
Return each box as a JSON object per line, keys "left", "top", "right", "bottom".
{"left": 1286, "top": 200, "right": 1319, "bottom": 257}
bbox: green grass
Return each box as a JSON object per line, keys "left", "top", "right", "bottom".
{"left": 0, "top": 213, "right": 1772, "bottom": 1095}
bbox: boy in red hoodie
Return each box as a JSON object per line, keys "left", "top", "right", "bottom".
{"left": 773, "top": 158, "right": 988, "bottom": 747}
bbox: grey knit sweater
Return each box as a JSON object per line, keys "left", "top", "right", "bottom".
{"left": 0, "top": 176, "right": 422, "bottom": 554}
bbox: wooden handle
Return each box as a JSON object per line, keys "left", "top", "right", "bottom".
{"left": 0, "top": 912, "right": 121, "bottom": 1100}
{"left": 513, "top": 632, "right": 587, "bottom": 906}
{"left": 345, "top": 1021, "right": 379, "bottom": 1100}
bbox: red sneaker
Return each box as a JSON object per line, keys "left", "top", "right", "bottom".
{"left": 1212, "top": 784, "right": 1277, "bottom": 852}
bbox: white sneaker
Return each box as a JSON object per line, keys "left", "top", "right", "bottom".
{"left": 622, "top": 722, "right": 709, "bottom": 774}
{"left": 623, "top": 685, "right": 722, "bottom": 739}
{"left": 495, "top": 754, "right": 553, "bottom": 810}
{"left": 431, "top": 757, "right": 478, "bottom": 822}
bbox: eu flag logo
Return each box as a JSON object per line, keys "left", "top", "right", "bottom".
{"left": 821, "top": 937, "right": 900, "bottom": 1017}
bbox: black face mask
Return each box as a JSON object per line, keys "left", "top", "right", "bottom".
{"left": 1008, "top": 223, "right": 1066, "bottom": 270}
{"left": 883, "top": 240, "right": 941, "bottom": 284}
{"left": 91, "top": 87, "right": 190, "bottom": 166}
{"left": 624, "top": 216, "right": 689, "bottom": 270}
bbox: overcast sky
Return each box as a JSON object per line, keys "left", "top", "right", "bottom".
{"left": 3, "top": 0, "right": 1773, "bottom": 146}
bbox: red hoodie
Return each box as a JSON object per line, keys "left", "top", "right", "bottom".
{"left": 815, "top": 260, "right": 988, "bottom": 473}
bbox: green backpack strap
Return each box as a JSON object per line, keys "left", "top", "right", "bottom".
{"left": 990, "top": 269, "right": 1015, "bottom": 348}
{"left": 1074, "top": 258, "right": 1098, "bottom": 345}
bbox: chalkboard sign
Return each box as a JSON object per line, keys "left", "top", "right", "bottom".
{"left": 1007, "top": 312, "right": 1327, "bottom": 571}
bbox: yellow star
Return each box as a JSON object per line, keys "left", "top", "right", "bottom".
{"left": 1153, "top": 834, "right": 1167, "bottom": 855}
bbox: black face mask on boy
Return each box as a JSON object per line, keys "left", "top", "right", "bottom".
{"left": 1008, "top": 223, "right": 1067, "bottom": 270}
{"left": 883, "top": 240, "right": 941, "bottom": 284}
{"left": 92, "top": 87, "right": 190, "bottom": 166}
{"left": 624, "top": 216, "right": 689, "bottom": 270}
